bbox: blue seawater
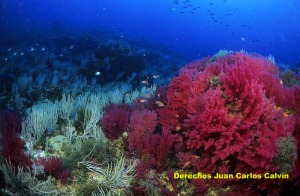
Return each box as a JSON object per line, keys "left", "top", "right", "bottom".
{"left": 1, "top": 0, "right": 300, "bottom": 66}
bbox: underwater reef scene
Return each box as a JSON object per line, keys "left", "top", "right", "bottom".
{"left": 1, "top": 0, "right": 300, "bottom": 195}
{"left": 0, "top": 28, "right": 300, "bottom": 196}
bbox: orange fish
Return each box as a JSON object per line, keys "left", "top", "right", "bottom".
{"left": 283, "top": 112, "right": 289, "bottom": 117}
{"left": 191, "top": 155, "right": 200, "bottom": 159}
{"left": 222, "top": 160, "right": 230, "bottom": 164}
{"left": 146, "top": 94, "right": 151, "bottom": 98}
{"left": 175, "top": 125, "right": 181, "bottom": 131}
{"left": 140, "top": 99, "right": 147, "bottom": 103}
{"left": 182, "top": 161, "right": 191, "bottom": 169}
{"left": 156, "top": 101, "right": 165, "bottom": 107}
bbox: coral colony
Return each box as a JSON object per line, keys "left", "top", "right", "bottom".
{"left": 1, "top": 50, "right": 300, "bottom": 195}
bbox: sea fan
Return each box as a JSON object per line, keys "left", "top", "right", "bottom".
{"left": 81, "top": 156, "right": 137, "bottom": 195}
{"left": 0, "top": 159, "right": 57, "bottom": 195}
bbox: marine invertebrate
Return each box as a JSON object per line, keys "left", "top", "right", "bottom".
{"left": 38, "top": 156, "right": 63, "bottom": 177}
{"left": 0, "top": 159, "right": 56, "bottom": 195}
{"left": 100, "top": 51, "right": 300, "bottom": 194}
{"left": 0, "top": 109, "right": 32, "bottom": 169}
{"left": 22, "top": 101, "right": 59, "bottom": 145}
{"left": 157, "top": 52, "right": 299, "bottom": 192}
{"left": 38, "top": 156, "right": 71, "bottom": 184}
{"left": 81, "top": 156, "right": 137, "bottom": 195}
{"left": 273, "top": 135, "right": 297, "bottom": 173}
{"left": 62, "top": 138, "right": 117, "bottom": 171}
{"left": 57, "top": 169, "right": 71, "bottom": 185}
{"left": 101, "top": 104, "right": 130, "bottom": 141}
{"left": 127, "top": 110, "right": 176, "bottom": 177}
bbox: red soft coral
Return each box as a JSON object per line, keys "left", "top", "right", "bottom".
{"left": 38, "top": 156, "right": 63, "bottom": 177}
{"left": 101, "top": 104, "right": 130, "bottom": 141}
{"left": 133, "top": 128, "right": 176, "bottom": 177}
{"left": 0, "top": 109, "right": 32, "bottom": 170}
{"left": 101, "top": 52, "right": 299, "bottom": 194}
{"left": 38, "top": 156, "right": 70, "bottom": 184}
{"left": 57, "top": 169, "right": 71, "bottom": 185}
{"left": 127, "top": 110, "right": 176, "bottom": 177}
{"left": 158, "top": 52, "right": 299, "bottom": 193}
{"left": 128, "top": 109, "right": 158, "bottom": 155}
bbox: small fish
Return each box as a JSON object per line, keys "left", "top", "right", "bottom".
{"left": 175, "top": 114, "right": 179, "bottom": 118}
{"left": 223, "top": 160, "right": 230, "bottom": 164}
{"left": 142, "top": 80, "right": 148, "bottom": 85}
{"left": 175, "top": 125, "right": 181, "bottom": 131}
{"left": 125, "top": 93, "right": 130, "bottom": 96}
{"left": 182, "top": 161, "right": 191, "bottom": 169}
{"left": 191, "top": 155, "right": 200, "bottom": 159}
{"left": 156, "top": 101, "right": 165, "bottom": 107}
{"left": 140, "top": 99, "right": 147, "bottom": 103}
{"left": 152, "top": 75, "right": 160, "bottom": 78}
{"left": 95, "top": 71, "right": 101, "bottom": 76}
{"left": 146, "top": 94, "right": 151, "bottom": 98}
{"left": 147, "top": 87, "right": 152, "bottom": 91}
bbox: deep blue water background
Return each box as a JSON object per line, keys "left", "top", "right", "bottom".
{"left": 1, "top": 0, "right": 300, "bottom": 67}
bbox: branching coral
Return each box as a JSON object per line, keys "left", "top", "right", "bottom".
{"left": 38, "top": 156, "right": 70, "bottom": 184}
{"left": 127, "top": 110, "right": 176, "bottom": 177}
{"left": 274, "top": 135, "right": 297, "bottom": 173}
{"left": 0, "top": 159, "right": 57, "bottom": 195}
{"left": 99, "top": 51, "right": 300, "bottom": 195}
{"left": 0, "top": 109, "right": 32, "bottom": 170}
{"left": 156, "top": 52, "right": 300, "bottom": 193}
{"left": 81, "top": 156, "right": 137, "bottom": 195}
{"left": 101, "top": 104, "right": 130, "bottom": 141}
